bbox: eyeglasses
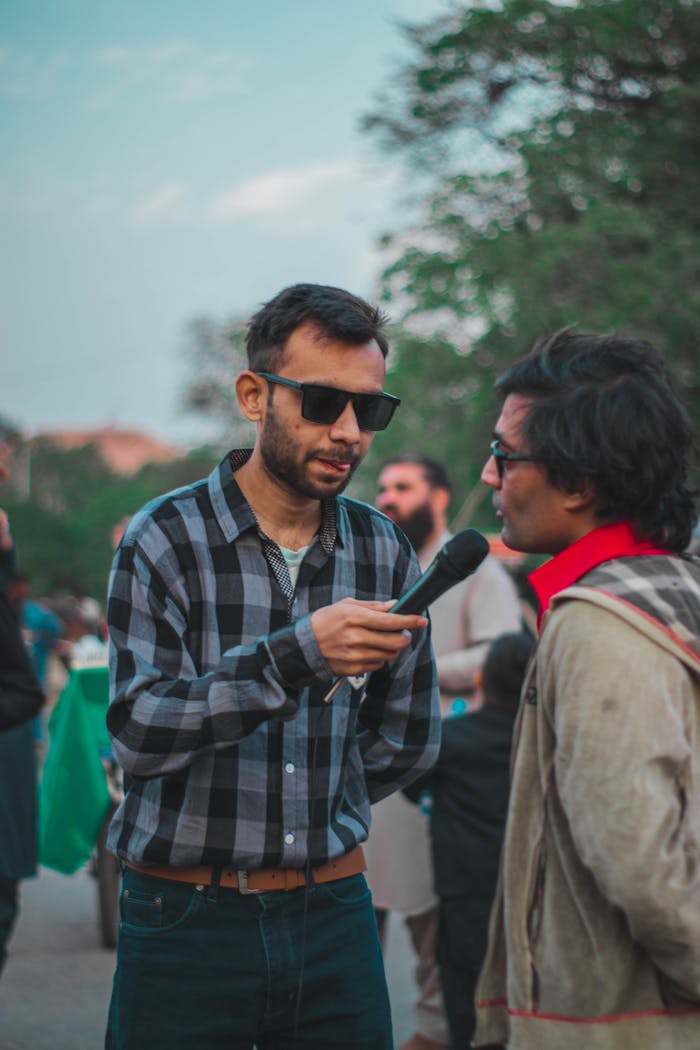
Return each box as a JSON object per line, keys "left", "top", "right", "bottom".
{"left": 255, "top": 372, "right": 401, "bottom": 431}
{"left": 489, "top": 439, "right": 541, "bottom": 480}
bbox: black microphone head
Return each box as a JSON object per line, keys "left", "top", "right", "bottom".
{"left": 438, "top": 529, "right": 490, "bottom": 579}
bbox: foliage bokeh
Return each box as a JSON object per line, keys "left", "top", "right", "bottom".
{"left": 11, "top": 0, "right": 698, "bottom": 586}
{"left": 357, "top": 0, "right": 700, "bottom": 517}
{"left": 1, "top": 437, "right": 219, "bottom": 602}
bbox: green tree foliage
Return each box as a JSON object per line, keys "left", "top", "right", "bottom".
{"left": 1, "top": 438, "right": 218, "bottom": 600}
{"left": 361, "top": 0, "right": 700, "bottom": 515}
{"left": 180, "top": 315, "right": 255, "bottom": 448}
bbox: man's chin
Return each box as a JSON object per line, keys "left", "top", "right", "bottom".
{"left": 322, "top": 474, "right": 353, "bottom": 497}
{"left": 500, "top": 528, "right": 526, "bottom": 554}
{"left": 501, "top": 528, "right": 546, "bottom": 557}
{"left": 303, "top": 471, "right": 354, "bottom": 500}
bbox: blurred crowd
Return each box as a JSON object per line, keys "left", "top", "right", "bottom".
{"left": 0, "top": 445, "right": 108, "bottom": 975}
{"left": 6, "top": 572, "right": 108, "bottom": 736}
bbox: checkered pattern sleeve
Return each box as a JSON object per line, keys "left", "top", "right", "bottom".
{"left": 104, "top": 453, "right": 440, "bottom": 868}
{"left": 106, "top": 532, "right": 325, "bottom": 779}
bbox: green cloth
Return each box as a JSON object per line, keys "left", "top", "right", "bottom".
{"left": 39, "top": 666, "right": 113, "bottom": 874}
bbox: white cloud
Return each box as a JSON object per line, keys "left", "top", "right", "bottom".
{"left": 135, "top": 182, "right": 187, "bottom": 222}
{"left": 210, "top": 162, "right": 359, "bottom": 218}
{"left": 91, "top": 41, "right": 252, "bottom": 104}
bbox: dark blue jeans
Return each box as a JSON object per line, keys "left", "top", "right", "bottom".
{"left": 105, "top": 868, "right": 393, "bottom": 1049}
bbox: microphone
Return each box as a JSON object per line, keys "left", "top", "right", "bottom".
{"left": 322, "top": 529, "right": 490, "bottom": 703}
{"left": 390, "top": 528, "right": 490, "bottom": 615}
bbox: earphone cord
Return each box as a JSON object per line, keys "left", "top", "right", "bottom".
{"left": 291, "top": 700, "right": 328, "bottom": 1049}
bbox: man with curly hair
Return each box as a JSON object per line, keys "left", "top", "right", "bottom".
{"left": 474, "top": 330, "right": 700, "bottom": 1050}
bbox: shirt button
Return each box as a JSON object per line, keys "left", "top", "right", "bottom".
{"left": 285, "top": 762, "right": 295, "bottom": 774}
{"left": 285, "top": 833, "right": 295, "bottom": 845}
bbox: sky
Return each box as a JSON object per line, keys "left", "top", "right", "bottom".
{"left": 1, "top": 0, "right": 451, "bottom": 447}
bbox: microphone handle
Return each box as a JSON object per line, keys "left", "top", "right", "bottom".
{"left": 390, "top": 560, "right": 455, "bottom": 616}
{"left": 321, "top": 529, "right": 488, "bottom": 704}
{"left": 322, "top": 563, "right": 445, "bottom": 705}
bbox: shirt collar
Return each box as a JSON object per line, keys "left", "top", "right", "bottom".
{"left": 207, "top": 449, "right": 338, "bottom": 554}
{"left": 529, "top": 522, "right": 668, "bottom": 629}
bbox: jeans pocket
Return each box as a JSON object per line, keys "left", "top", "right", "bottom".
{"left": 318, "top": 873, "right": 371, "bottom": 906}
{"left": 120, "top": 874, "right": 205, "bottom": 935}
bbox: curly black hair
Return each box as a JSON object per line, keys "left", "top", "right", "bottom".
{"left": 496, "top": 329, "right": 698, "bottom": 552}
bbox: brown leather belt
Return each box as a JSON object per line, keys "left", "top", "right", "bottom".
{"left": 124, "top": 845, "right": 366, "bottom": 894}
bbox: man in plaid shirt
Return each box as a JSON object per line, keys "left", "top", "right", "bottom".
{"left": 104, "top": 283, "right": 441, "bottom": 1050}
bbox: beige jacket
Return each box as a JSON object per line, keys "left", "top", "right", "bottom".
{"left": 474, "top": 562, "right": 700, "bottom": 1049}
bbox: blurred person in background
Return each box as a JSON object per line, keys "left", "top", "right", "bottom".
{"left": 0, "top": 455, "right": 44, "bottom": 975}
{"left": 366, "top": 455, "right": 522, "bottom": 1050}
{"left": 6, "top": 569, "right": 62, "bottom": 744}
{"left": 405, "top": 631, "right": 535, "bottom": 1049}
{"left": 7, "top": 571, "right": 63, "bottom": 689}
{"left": 54, "top": 595, "right": 108, "bottom": 671}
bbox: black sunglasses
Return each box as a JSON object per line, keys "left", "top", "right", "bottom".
{"left": 489, "top": 439, "right": 541, "bottom": 480}
{"left": 256, "top": 372, "right": 400, "bottom": 432}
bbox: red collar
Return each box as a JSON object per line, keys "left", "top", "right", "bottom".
{"left": 529, "top": 522, "right": 668, "bottom": 629}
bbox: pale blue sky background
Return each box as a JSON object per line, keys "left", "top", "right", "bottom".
{"left": 2, "top": 0, "right": 449, "bottom": 446}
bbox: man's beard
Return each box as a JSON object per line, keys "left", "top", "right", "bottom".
{"left": 259, "top": 407, "right": 359, "bottom": 500}
{"left": 391, "top": 502, "right": 436, "bottom": 552}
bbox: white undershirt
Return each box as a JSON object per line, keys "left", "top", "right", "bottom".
{"left": 279, "top": 544, "right": 310, "bottom": 589}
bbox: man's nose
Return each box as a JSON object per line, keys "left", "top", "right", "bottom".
{"left": 481, "top": 454, "right": 501, "bottom": 489}
{"left": 328, "top": 400, "right": 361, "bottom": 443}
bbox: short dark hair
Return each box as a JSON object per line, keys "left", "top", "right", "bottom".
{"left": 482, "top": 631, "right": 535, "bottom": 712}
{"left": 380, "top": 454, "right": 452, "bottom": 494}
{"left": 496, "top": 329, "right": 698, "bottom": 551}
{"left": 245, "top": 283, "right": 389, "bottom": 372}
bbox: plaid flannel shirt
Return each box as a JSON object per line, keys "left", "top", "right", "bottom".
{"left": 106, "top": 449, "right": 440, "bottom": 869}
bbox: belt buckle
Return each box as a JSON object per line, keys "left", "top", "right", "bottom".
{"left": 237, "top": 870, "right": 263, "bottom": 895}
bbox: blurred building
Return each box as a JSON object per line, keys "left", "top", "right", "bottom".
{"left": 40, "top": 427, "right": 182, "bottom": 476}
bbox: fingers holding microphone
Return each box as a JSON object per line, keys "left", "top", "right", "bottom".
{"left": 311, "top": 597, "right": 427, "bottom": 678}
{"left": 311, "top": 530, "right": 489, "bottom": 696}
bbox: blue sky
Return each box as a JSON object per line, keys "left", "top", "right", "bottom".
{"left": 2, "top": 0, "right": 448, "bottom": 445}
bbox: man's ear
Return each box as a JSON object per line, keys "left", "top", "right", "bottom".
{"left": 432, "top": 487, "right": 450, "bottom": 517}
{"left": 236, "top": 371, "right": 267, "bottom": 423}
{"left": 563, "top": 477, "right": 598, "bottom": 514}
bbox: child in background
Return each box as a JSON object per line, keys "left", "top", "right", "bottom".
{"left": 405, "top": 631, "right": 535, "bottom": 1050}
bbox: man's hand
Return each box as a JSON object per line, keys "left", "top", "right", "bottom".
{"left": 311, "top": 598, "right": 428, "bottom": 678}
